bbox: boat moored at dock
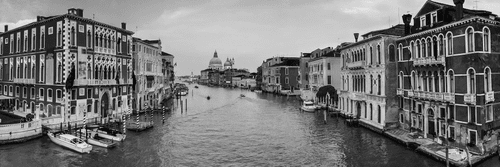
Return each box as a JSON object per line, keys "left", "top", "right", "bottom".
{"left": 47, "top": 132, "right": 92, "bottom": 153}
{"left": 300, "top": 101, "right": 317, "bottom": 113}
{"left": 78, "top": 129, "right": 117, "bottom": 148}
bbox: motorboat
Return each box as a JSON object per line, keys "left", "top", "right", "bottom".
{"left": 90, "top": 127, "right": 126, "bottom": 142}
{"left": 240, "top": 94, "right": 246, "bottom": 97}
{"left": 47, "top": 132, "right": 92, "bottom": 153}
{"left": 301, "top": 101, "right": 317, "bottom": 113}
{"left": 177, "top": 90, "right": 188, "bottom": 96}
{"left": 194, "top": 86, "right": 199, "bottom": 88}
{"left": 207, "top": 96, "right": 211, "bottom": 100}
{"left": 78, "top": 129, "right": 117, "bottom": 148}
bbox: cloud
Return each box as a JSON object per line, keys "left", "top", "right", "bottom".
{"left": 0, "top": 19, "right": 37, "bottom": 31}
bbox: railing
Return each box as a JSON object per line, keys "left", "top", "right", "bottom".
{"left": 464, "top": 94, "right": 476, "bottom": 104}
{"left": 413, "top": 55, "right": 445, "bottom": 66}
{"left": 75, "top": 79, "right": 117, "bottom": 86}
{"left": 13, "top": 78, "right": 36, "bottom": 84}
{"left": 397, "top": 89, "right": 403, "bottom": 95}
{"left": 486, "top": 91, "right": 495, "bottom": 103}
{"left": 444, "top": 93, "right": 455, "bottom": 103}
{"left": 434, "top": 92, "right": 444, "bottom": 101}
{"left": 0, "top": 120, "right": 42, "bottom": 141}
{"left": 346, "top": 60, "right": 366, "bottom": 69}
{"left": 408, "top": 91, "right": 414, "bottom": 97}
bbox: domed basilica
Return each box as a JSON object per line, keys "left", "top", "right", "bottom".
{"left": 208, "top": 50, "right": 234, "bottom": 71}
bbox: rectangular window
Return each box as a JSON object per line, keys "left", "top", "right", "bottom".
{"left": 31, "top": 28, "right": 36, "bottom": 51}
{"left": 420, "top": 17, "right": 426, "bottom": 27}
{"left": 431, "top": 12, "right": 437, "bottom": 24}
{"left": 486, "top": 105, "right": 493, "bottom": 122}
{"left": 16, "top": 32, "right": 20, "bottom": 53}
{"left": 71, "top": 89, "right": 77, "bottom": 100}
{"left": 448, "top": 126, "right": 455, "bottom": 139}
{"left": 468, "top": 130, "right": 477, "bottom": 145}
{"left": 0, "top": 37, "right": 3, "bottom": 55}
{"left": 9, "top": 86, "right": 12, "bottom": 96}
{"left": 10, "top": 34, "right": 14, "bottom": 54}
{"left": 468, "top": 106, "right": 477, "bottom": 123}
{"left": 285, "top": 68, "right": 289, "bottom": 75}
{"left": 285, "top": 77, "right": 289, "bottom": 84}
{"left": 327, "top": 63, "right": 331, "bottom": 70}
{"left": 87, "top": 88, "right": 92, "bottom": 98}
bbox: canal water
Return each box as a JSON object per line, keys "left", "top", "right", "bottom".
{"left": 1, "top": 84, "right": 498, "bottom": 167}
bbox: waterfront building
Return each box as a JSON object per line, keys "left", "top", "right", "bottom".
{"left": 132, "top": 38, "right": 164, "bottom": 111}
{"left": 261, "top": 57, "right": 300, "bottom": 94}
{"left": 0, "top": 8, "right": 134, "bottom": 128}
{"left": 307, "top": 47, "right": 342, "bottom": 92}
{"left": 338, "top": 25, "right": 404, "bottom": 132}
{"left": 199, "top": 51, "right": 248, "bottom": 87}
{"left": 298, "top": 53, "right": 311, "bottom": 90}
{"left": 396, "top": 0, "right": 500, "bottom": 153}
{"left": 161, "top": 51, "right": 175, "bottom": 90}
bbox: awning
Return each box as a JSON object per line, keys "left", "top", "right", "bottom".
{"left": 0, "top": 95, "right": 14, "bottom": 100}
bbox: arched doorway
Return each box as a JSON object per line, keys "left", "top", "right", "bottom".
{"left": 356, "top": 102, "right": 362, "bottom": 118}
{"left": 101, "top": 92, "right": 109, "bottom": 118}
{"left": 427, "top": 108, "right": 435, "bottom": 138}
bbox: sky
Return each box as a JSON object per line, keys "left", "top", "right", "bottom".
{"left": 1, "top": 0, "right": 499, "bottom": 76}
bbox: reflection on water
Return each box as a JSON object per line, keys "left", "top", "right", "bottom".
{"left": 1, "top": 84, "right": 498, "bottom": 166}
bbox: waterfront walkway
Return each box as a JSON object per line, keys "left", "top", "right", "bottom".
{"left": 384, "top": 129, "right": 497, "bottom": 167}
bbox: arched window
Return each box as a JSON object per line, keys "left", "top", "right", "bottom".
{"left": 421, "top": 39, "right": 426, "bottom": 57}
{"left": 40, "top": 103, "right": 45, "bottom": 114}
{"left": 377, "top": 45, "right": 381, "bottom": 64}
{"left": 398, "top": 44, "right": 403, "bottom": 61}
{"left": 370, "top": 104, "right": 373, "bottom": 120}
{"left": 95, "top": 65, "right": 99, "bottom": 79}
{"left": 438, "top": 35, "right": 445, "bottom": 56}
{"left": 378, "top": 105, "right": 381, "bottom": 123}
{"left": 467, "top": 68, "right": 475, "bottom": 94}
{"left": 389, "top": 44, "right": 396, "bottom": 62}
{"left": 87, "top": 64, "right": 92, "bottom": 79}
{"left": 411, "top": 71, "right": 416, "bottom": 90}
{"left": 434, "top": 71, "right": 439, "bottom": 92}
{"left": 447, "top": 32, "right": 453, "bottom": 55}
{"left": 448, "top": 70, "right": 455, "bottom": 93}
{"left": 483, "top": 27, "right": 490, "bottom": 52}
{"left": 370, "top": 46, "right": 373, "bottom": 64}
{"left": 410, "top": 41, "right": 415, "bottom": 60}
{"left": 57, "top": 28, "right": 62, "bottom": 47}
{"left": 94, "top": 100, "right": 99, "bottom": 114}
{"left": 95, "top": 33, "right": 99, "bottom": 47}
{"left": 87, "top": 30, "right": 92, "bottom": 48}
{"left": 71, "top": 27, "right": 76, "bottom": 46}
{"left": 370, "top": 75, "right": 373, "bottom": 94}
{"left": 440, "top": 71, "right": 446, "bottom": 92}
{"left": 484, "top": 67, "right": 491, "bottom": 92}
{"left": 417, "top": 40, "right": 421, "bottom": 58}
{"left": 432, "top": 37, "right": 437, "bottom": 58}
{"left": 427, "top": 38, "right": 432, "bottom": 57}
{"left": 398, "top": 72, "right": 403, "bottom": 89}
{"left": 40, "top": 32, "right": 45, "bottom": 49}
{"left": 466, "top": 27, "right": 474, "bottom": 52}
{"left": 377, "top": 75, "right": 381, "bottom": 95}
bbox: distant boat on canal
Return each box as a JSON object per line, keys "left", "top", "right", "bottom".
{"left": 47, "top": 132, "right": 92, "bottom": 153}
{"left": 89, "top": 126, "right": 126, "bottom": 142}
{"left": 194, "top": 86, "right": 199, "bottom": 88}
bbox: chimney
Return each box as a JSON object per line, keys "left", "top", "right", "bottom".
{"left": 4, "top": 25, "right": 8, "bottom": 32}
{"left": 68, "top": 8, "right": 76, "bottom": 15}
{"left": 453, "top": 0, "right": 465, "bottom": 20}
{"left": 76, "top": 9, "right": 83, "bottom": 17}
{"left": 354, "top": 33, "right": 359, "bottom": 42}
{"left": 121, "top": 22, "right": 126, "bottom": 30}
{"left": 402, "top": 14, "right": 412, "bottom": 36}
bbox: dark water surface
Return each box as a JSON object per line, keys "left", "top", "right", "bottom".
{"left": 1, "top": 84, "right": 499, "bottom": 167}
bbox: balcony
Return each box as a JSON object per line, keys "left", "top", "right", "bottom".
{"left": 413, "top": 55, "right": 445, "bottom": 67}
{"left": 56, "top": 98, "right": 64, "bottom": 103}
{"left": 434, "top": 92, "right": 444, "bottom": 101}
{"left": 408, "top": 90, "right": 414, "bottom": 97}
{"left": 486, "top": 91, "right": 495, "bottom": 103}
{"left": 464, "top": 94, "right": 476, "bottom": 104}
{"left": 396, "top": 89, "right": 403, "bottom": 96}
{"left": 75, "top": 79, "right": 117, "bottom": 86}
{"left": 13, "top": 78, "right": 36, "bottom": 84}
{"left": 346, "top": 60, "right": 366, "bottom": 69}
{"left": 444, "top": 93, "right": 455, "bottom": 103}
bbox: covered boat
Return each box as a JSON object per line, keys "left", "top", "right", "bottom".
{"left": 301, "top": 101, "right": 317, "bottom": 113}
{"left": 91, "top": 127, "right": 126, "bottom": 142}
{"left": 78, "top": 129, "right": 117, "bottom": 148}
{"left": 47, "top": 132, "right": 92, "bottom": 153}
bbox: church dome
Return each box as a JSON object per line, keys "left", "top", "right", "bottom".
{"left": 209, "top": 57, "right": 222, "bottom": 66}
{"left": 224, "top": 59, "right": 231, "bottom": 67}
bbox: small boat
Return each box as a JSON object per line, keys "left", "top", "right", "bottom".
{"left": 301, "top": 101, "right": 317, "bottom": 113}
{"left": 240, "top": 94, "right": 246, "bottom": 97}
{"left": 91, "top": 127, "right": 126, "bottom": 142}
{"left": 47, "top": 132, "right": 93, "bottom": 153}
{"left": 177, "top": 90, "right": 188, "bottom": 96}
{"left": 78, "top": 129, "right": 117, "bottom": 148}
{"left": 194, "top": 86, "right": 199, "bottom": 88}
{"left": 207, "top": 96, "right": 211, "bottom": 100}
{"left": 254, "top": 90, "right": 262, "bottom": 93}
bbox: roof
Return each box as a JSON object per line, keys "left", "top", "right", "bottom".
{"left": 161, "top": 51, "right": 173, "bottom": 57}
{"left": 2, "top": 13, "right": 133, "bottom": 35}
{"left": 270, "top": 58, "right": 300, "bottom": 67}
{"left": 302, "top": 53, "right": 311, "bottom": 57}
{"left": 415, "top": 0, "right": 494, "bottom": 18}
{"left": 361, "top": 24, "right": 404, "bottom": 38}
{"left": 133, "top": 37, "right": 161, "bottom": 49}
